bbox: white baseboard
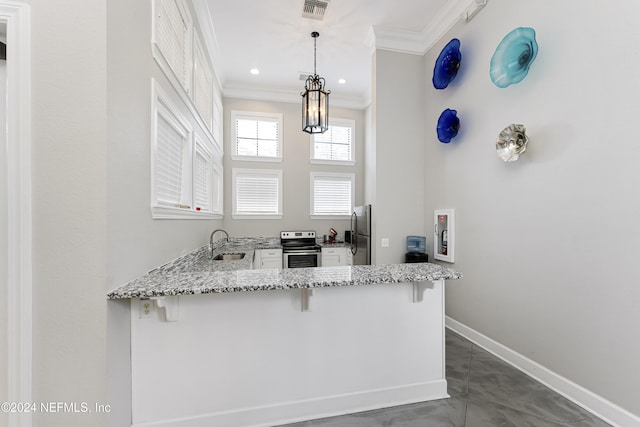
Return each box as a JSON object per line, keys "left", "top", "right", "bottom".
{"left": 445, "top": 316, "right": 640, "bottom": 427}
{"left": 132, "top": 380, "right": 449, "bottom": 427}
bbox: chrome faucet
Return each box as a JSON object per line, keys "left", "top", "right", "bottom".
{"left": 210, "top": 229, "right": 229, "bottom": 259}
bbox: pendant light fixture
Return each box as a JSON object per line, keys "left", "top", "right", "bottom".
{"left": 301, "top": 31, "right": 330, "bottom": 134}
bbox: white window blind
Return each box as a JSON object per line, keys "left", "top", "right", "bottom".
{"left": 193, "top": 140, "right": 212, "bottom": 212}
{"left": 233, "top": 169, "right": 282, "bottom": 217}
{"left": 312, "top": 119, "right": 354, "bottom": 164}
{"left": 156, "top": 0, "right": 190, "bottom": 90}
{"left": 232, "top": 111, "right": 282, "bottom": 161}
{"left": 211, "top": 162, "right": 223, "bottom": 215}
{"left": 192, "top": 34, "right": 213, "bottom": 131}
{"left": 311, "top": 173, "right": 354, "bottom": 216}
{"left": 156, "top": 105, "right": 189, "bottom": 207}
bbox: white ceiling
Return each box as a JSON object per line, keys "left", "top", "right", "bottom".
{"left": 197, "top": 0, "right": 475, "bottom": 108}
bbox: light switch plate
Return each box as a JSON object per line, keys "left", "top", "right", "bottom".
{"left": 381, "top": 238, "right": 389, "bottom": 248}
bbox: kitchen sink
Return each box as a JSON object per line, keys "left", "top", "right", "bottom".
{"left": 213, "top": 252, "right": 246, "bottom": 261}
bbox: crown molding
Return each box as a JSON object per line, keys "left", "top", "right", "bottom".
{"left": 194, "top": 0, "right": 481, "bottom": 110}
{"left": 373, "top": 0, "right": 475, "bottom": 55}
{"left": 371, "top": 26, "right": 426, "bottom": 55}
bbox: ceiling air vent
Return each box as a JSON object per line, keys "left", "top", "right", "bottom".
{"left": 302, "top": 0, "right": 330, "bottom": 20}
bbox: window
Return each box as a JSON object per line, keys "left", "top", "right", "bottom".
{"left": 193, "top": 135, "right": 214, "bottom": 212}
{"left": 213, "top": 99, "right": 223, "bottom": 149}
{"left": 192, "top": 33, "right": 213, "bottom": 131}
{"left": 152, "top": 0, "right": 192, "bottom": 93}
{"left": 233, "top": 169, "right": 283, "bottom": 219}
{"left": 151, "top": 79, "right": 222, "bottom": 219}
{"left": 150, "top": 2, "right": 223, "bottom": 220}
{"left": 152, "top": 85, "right": 191, "bottom": 210}
{"left": 310, "top": 172, "right": 354, "bottom": 218}
{"left": 152, "top": 0, "right": 223, "bottom": 151}
{"left": 231, "top": 111, "right": 282, "bottom": 162}
{"left": 311, "top": 118, "right": 355, "bottom": 165}
{"left": 211, "top": 161, "right": 224, "bottom": 215}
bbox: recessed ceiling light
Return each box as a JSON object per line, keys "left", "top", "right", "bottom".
{"left": 250, "top": 68, "right": 260, "bottom": 75}
{"left": 338, "top": 78, "right": 346, "bottom": 84}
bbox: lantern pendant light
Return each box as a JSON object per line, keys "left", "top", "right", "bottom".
{"left": 301, "top": 31, "right": 330, "bottom": 134}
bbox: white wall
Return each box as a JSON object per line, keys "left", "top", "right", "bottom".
{"left": 370, "top": 50, "right": 426, "bottom": 265}
{"left": 222, "top": 98, "right": 365, "bottom": 240}
{"left": 424, "top": 0, "right": 640, "bottom": 417}
{"left": 27, "top": 0, "right": 108, "bottom": 425}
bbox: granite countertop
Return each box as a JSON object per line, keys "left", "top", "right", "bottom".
{"left": 107, "top": 237, "right": 462, "bottom": 300}
{"left": 318, "top": 240, "right": 350, "bottom": 248}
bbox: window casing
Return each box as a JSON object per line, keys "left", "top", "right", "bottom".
{"left": 152, "top": 87, "right": 191, "bottom": 210}
{"left": 192, "top": 33, "right": 214, "bottom": 132}
{"left": 231, "top": 111, "right": 282, "bottom": 162}
{"left": 153, "top": 0, "right": 192, "bottom": 93}
{"left": 213, "top": 99, "right": 223, "bottom": 150}
{"left": 193, "top": 132, "right": 222, "bottom": 214}
{"left": 310, "top": 172, "right": 354, "bottom": 218}
{"left": 151, "top": 1, "right": 223, "bottom": 220}
{"left": 152, "top": 0, "right": 223, "bottom": 152}
{"left": 211, "top": 161, "right": 224, "bottom": 216}
{"left": 151, "top": 80, "right": 222, "bottom": 219}
{"left": 310, "top": 118, "right": 355, "bottom": 165}
{"left": 232, "top": 168, "right": 283, "bottom": 219}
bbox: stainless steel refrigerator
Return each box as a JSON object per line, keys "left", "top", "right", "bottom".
{"left": 350, "top": 204, "right": 372, "bottom": 265}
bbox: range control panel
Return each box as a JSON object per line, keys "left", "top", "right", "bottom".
{"left": 280, "top": 231, "right": 316, "bottom": 239}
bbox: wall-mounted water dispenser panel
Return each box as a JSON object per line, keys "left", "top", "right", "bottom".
{"left": 434, "top": 209, "right": 455, "bottom": 263}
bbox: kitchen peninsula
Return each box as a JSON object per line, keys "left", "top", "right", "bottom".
{"left": 108, "top": 238, "right": 462, "bottom": 427}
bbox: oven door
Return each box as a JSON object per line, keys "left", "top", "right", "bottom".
{"left": 283, "top": 250, "right": 321, "bottom": 268}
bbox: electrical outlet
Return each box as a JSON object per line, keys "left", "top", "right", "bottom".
{"left": 139, "top": 299, "right": 154, "bottom": 319}
{"left": 381, "top": 238, "right": 390, "bottom": 248}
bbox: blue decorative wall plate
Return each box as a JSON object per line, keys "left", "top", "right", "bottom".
{"left": 490, "top": 27, "right": 538, "bottom": 88}
{"left": 436, "top": 109, "right": 460, "bottom": 143}
{"left": 433, "top": 39, "right": 462, "bottom": 90}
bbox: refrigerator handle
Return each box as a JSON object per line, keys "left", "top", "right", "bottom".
{"left": 350, "top": 212, "right": 357, "bottom": 255}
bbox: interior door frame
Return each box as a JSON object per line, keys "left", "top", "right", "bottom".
{"left": 1, "top": 3, "right": 32, "bottom": 427}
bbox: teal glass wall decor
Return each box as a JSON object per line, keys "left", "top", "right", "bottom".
{"left": 490, "top": 27, "right": 538, "bottom": 88}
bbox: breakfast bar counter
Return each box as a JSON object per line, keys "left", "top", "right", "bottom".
{"left": 107, "top": 247, "right": 461, "bottom": 299}
{"left": 109, "top": 240, "right": 462, "bottom": 427}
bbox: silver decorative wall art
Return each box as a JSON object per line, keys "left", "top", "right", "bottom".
{"left": 496, "top": 124, "right": 528, "bottom": 162}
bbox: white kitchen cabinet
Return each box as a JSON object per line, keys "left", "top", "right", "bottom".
{"left": 321, "top": 247, "right": 351, "bottom": 267}
{"left": 253, "top": 249, "right": 282, "bottom": 269}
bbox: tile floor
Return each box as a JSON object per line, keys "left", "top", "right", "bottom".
{"left": 279, "top": 329, "right": 611, "bottom": 427}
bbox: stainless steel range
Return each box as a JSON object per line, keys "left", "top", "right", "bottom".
{"left": 281, "top": 231, "right": 321, "bottom": 268}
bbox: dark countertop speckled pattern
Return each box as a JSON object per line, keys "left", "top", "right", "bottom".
{"left": 107, "top": 237, "right": 462, "bottom": 299}
{"left": 318, "top": 240, "right": 350, "bottom": 248}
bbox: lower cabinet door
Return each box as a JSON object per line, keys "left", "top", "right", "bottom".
{"left": 255, "top": 249, "right": 283, "bottom": 269}
{"left": 321, "top": 247, "right": 347, "bottom": 266}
